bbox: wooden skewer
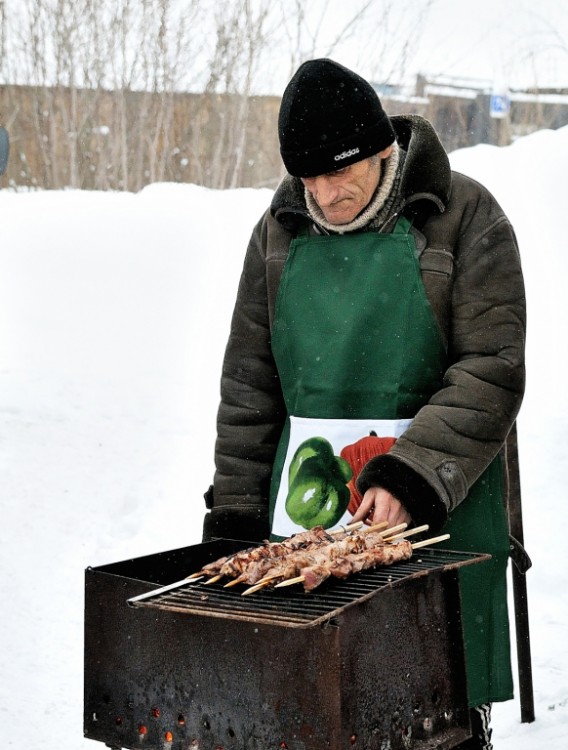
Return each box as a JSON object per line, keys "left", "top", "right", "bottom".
{"left": 274, "top": 575, "right": 305, "bottom": 588}
{"left": 382, "top": 524, "right": 429, "bottom": 542}
{"left": 223, "top": 576, "right": 246, "bottom": 588}
{"left": 225, "top": 570, "right": 284, "bottom": 589}
{"left": 330, "top": 521, "right": 364, "bottom": 534}
{"left": 186, "top": 571, "right": 205, "bottom": 580}
{"left": 273, "top": 533, "right": 451, "bottom": 591}
{"left": 411, "top": 533, "right": 450, "bottom": 550}
{"left": 364, "top": 521, "right": 390, "bottom": 533}
{"left": 252, "top": 571, "right": 287, "bottom": 586}
{"left": 241, "top": 579, "right": 273, "bottom": 596}
{"left": 203, "top": 574, "right": 223, "bottom": 585}
{"left": 377, "top": 522, "right": 407, "bottom": 537}
{"left": 253, "top": 572, "right": 287, "bottom": 586}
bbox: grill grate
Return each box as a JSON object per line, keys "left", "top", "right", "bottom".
{"left": 128, "top": 547, "right": 487, "bottom": 628}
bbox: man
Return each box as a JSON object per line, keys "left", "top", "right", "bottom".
{"left": 203, "top": 59, "right": 526, "bottom": 750}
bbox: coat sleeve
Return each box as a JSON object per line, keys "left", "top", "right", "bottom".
{"left": 203, "top": 212, "right": 287, "bottom": 542}
{"left": 357, "top": 182, "right": 526, "bottom": 531}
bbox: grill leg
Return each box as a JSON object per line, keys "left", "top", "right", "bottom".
{"left": 452, "top": 704, "right": 493, "bottom": 750}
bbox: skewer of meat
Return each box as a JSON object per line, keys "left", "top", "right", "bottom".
{"left": 243, "top": 538, "right": 409, "bottom": 596}
{"left": 224, "top": 522, "right": 392, "bottom": 588}
{"left": 211, "top": 525, "right": 335, "bottom": 583}
{"left": 251, "top": 523, "right": 409, "bottom": 586}
{"left": 189, "top": 521, "right": 367, "bottom": 583}
{"left": 305, "top": 540, "right": 413, "bottom": 591}
{"left": 271, "top": 534, "right": 450, "bottom": 593}
{"left": 237, "top": 532, "right": 380, "bottom": 591}
{"left": 261, "top": 530, "right": 388, "bottom": 577}
{"left": 240, "top": 525, "right": 416, "bottom": 595}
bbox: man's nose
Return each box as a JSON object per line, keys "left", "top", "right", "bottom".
{"left": 311, "top": 177, "right": 338, "bottom": 206}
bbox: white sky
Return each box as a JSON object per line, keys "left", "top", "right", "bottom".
{"left": 2, "top": 0, "right": 566, "bottom": 95}
{"left": 267, "top": 0, "right": 568, "bottom": 93}
{"left": 413, "top": 0, "right": 568, "bottom": 88}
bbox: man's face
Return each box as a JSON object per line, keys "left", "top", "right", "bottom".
{"left": 301, "top": 148, "right": 391, "bottom": 225}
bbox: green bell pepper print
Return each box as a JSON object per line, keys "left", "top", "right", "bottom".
{"left": 288, "top": 436, "right": 334, "bottom": 484}
{"left": 286, "top": 437, "right": 352, "bottom": 529}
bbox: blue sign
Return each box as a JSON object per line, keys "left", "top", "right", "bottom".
{"left": 490, "top": 94, "right": 510, "bottom": 119}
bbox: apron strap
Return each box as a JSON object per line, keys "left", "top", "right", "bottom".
{"left": 391, "top": 213, "right": 414, "bottom": 235}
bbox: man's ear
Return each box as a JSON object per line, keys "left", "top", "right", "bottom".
{"left": 378, "top": 144, "right": 394, "bottom": 160}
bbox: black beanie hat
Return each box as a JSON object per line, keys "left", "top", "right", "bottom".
{"left": 279, "top": 58, "right": 396, "bottom": 178}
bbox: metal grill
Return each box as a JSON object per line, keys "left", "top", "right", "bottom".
{"left": 128, "top": 547, "right": 487, "bottom": 628}
{"left": 85, "top": 539, "right": 489, "bottom": 750}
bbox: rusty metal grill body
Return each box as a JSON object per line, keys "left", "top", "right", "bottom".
{"left": 84, "top": 540, "right": 488, "bottom": 750}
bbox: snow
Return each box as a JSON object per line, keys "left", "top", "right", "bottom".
{"left": 1, "top": 126, "right": 567, "bottom": 748}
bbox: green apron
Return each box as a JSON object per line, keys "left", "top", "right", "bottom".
{"left": 269, "top": 217, "right": 513, "bottom": 708}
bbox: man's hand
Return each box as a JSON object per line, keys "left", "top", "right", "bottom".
{"left": 351, "top": 486, "right": 412, "bottom": 527}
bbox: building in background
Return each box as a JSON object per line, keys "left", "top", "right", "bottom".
{"left": 1, "top": 77, "right": 567, "bottom": 191}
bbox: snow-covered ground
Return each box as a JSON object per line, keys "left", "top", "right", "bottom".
{"left": 1, "top": 126, "right": 567, "bottom": 749}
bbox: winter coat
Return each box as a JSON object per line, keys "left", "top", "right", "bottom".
{"left": 203, "top": 114, "right": 526, "bottom": 543}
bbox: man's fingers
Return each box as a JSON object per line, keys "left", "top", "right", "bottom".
{"left": 354, "top": 487, "right": 412, "bottom": 528}
{"left": 351, "top": 494, "right": 376, "bottom": 523}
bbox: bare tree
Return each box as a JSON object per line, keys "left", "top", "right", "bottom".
{"left": 0, "top": 0, "right": 441, "bottom": 191}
